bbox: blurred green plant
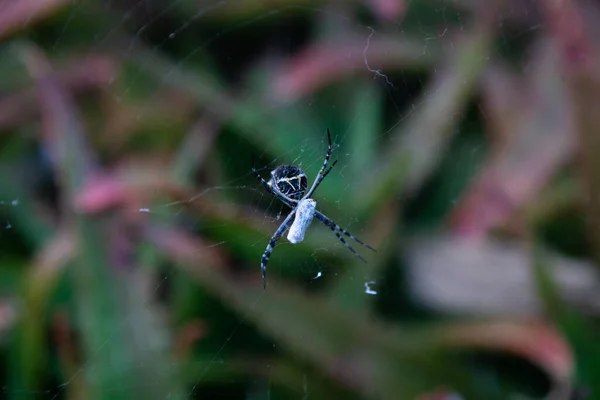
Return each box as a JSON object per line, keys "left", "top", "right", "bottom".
{"left": 0, "top": 1, "right": 598, "bottom": 399}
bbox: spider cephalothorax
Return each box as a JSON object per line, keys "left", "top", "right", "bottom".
{"left": 268, "top": 165, "right": 307, "bottom": 200}
{"left": 252, "top": 129, "right": 376, "bottom": 289}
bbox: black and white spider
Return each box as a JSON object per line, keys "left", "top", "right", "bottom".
{"left": 252, "top": 129, "right": 376, "bottom": 288}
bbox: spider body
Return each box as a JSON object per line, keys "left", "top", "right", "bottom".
{"left": 252, "top": 129, "right": 376, "bottom": 288}
{"left": 269, "top": 165, "right": 307, "bottom": 200}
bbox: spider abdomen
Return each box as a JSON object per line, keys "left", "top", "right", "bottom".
{"left": 269, "top": 165, "right": 307, "bottom": 200}
{"left": 287, "top": 199, "right": 316, "bottom": 244}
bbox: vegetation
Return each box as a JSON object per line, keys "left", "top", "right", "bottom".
{"left": 0, "top": 0, "right": 598, "bottom": 399}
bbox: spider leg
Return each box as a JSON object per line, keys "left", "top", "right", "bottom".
{"left": 320, "top": 159, "right": 338, "bottom": 181}
{"left": 271, "top": 185, "right": 302, "bottom": 205}
{"left": 252, "top": 155, "right": 297, "bottom": 207}
{"left": 315, "top": 211, "right": 376, "bottom": 252}
{"left": 260, "top": 210, "right": 296, "bottom": 289}
{"left": 314, "top": 212, "right": 367, "bottom": 262}
{"left": 305, "top": 128, "right": 334, "bottom": 198}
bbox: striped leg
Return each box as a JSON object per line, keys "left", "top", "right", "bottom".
{"left": 314, "top": 211, "right": 376, "bottom": 257}
{"left": 316, "top": 211, "right": 376, "bottom": 251}
{"left": 260, "top": 211, "right": 296, "bottom": 289}
{"left": 320, "top": 159, "right": 338, "bottom": 182}
{"left": 305, "top": 129, "right": 336, "bottom": 198}
{"left": 314, "top": 213, "right": 366, "bottom": 263}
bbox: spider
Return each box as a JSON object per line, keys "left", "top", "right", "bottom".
{"left": 252, "top": 129, "right": 376, "bottom": 288}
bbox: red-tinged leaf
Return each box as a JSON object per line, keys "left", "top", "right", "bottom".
{"left": 366, "top": 0, "right": 406, "bottom": 22}
{"left": 0, "top": 0, "right": 69, "bottom": 41}
{"left": 0, "top": 55, "right": 117, "bottom": 131}
{"left": 270, "top": 35, "right": 436, "bottom": 103}
{"left": 540, "top": 0, "right": 600, "bottom": 268}
{"left": 450, "top": 40, "right": 575, "bottom": 237}
{"left": 438, "top": 321, "right": 573, "bottom": 382}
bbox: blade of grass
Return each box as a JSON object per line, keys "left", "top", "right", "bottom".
{"left": 170, "top": 115, "right": 220, "bottom": 185}
{"left": 9, "top": 230, "right": 73, "bottom": 400}
{"left": 124, "top": 42, "right": 346, "bottom": 165}
{"left": 540, "top": 0, "right": 600, "bottom": 270}
{"left": 148, "top": 224, "right": 484, "bottom": 400}
{"left": 347, "top": 80, "right": 380, "bottom": 179}
{"left": 355, "top": 21, "right": 493, "bottom": 217}
{"left": 20, "top": 43, "right": 184, "bottom": 400}
{"left": 0, "top": 55, "right": 116, "bottom": 132}
{"left": 0, "top": 165, "right": 60, "bottom": 399}
{"left": 532, "top": 242, "right": 600, "bottom": 397}
{"left": 0, "top": 165, "right": 54, "bottom": 248}
{"left": 324, "top": 81, "right": 388, "bottom": 310}
{"left": 0, "top": 0, "right": 69, "bottom": 42}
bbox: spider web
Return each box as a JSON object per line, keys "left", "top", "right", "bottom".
{"left": 1, "top": 1, "right": 455, "bottom": 398}
{"left": 0, "top": 0, "right": 548, "bottom": 398}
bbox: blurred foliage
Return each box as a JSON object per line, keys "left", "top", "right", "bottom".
{"left": 0, "top": 0, "right": 599, "bottom": 399}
